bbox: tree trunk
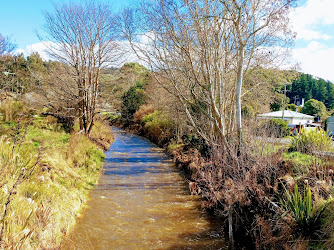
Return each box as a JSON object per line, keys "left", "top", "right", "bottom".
{"left": 236, "top": 45, "right": 245, "bottom": 143}
{"left": 228, "top": 205, "right": 234, "bottom": 249}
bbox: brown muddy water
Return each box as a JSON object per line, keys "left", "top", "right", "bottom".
{"left": 62, "top": 127, "right": 226, "bottom": 249}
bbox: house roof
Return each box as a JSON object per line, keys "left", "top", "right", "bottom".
{"left": 257, "top": 110, "right": 314, "bottom": 119}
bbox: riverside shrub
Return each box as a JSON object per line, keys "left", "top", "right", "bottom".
{"left": 192, "top": 140, "right": 290, "bottom": 249}
{"left": 141, "top": 111, "right": 175, "bottom": 144}
{"left": 268, "top": 118, "right": 290, "bottom": 137}
{"left": 133, "top": 105, "right": 154, "bottom": 123}
{"left": 121, "top": 81, "right": 146, "bottom": 121}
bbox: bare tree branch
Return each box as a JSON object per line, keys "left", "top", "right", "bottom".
{"left": 41, "top": 1, "right": 123, "bottom": 134}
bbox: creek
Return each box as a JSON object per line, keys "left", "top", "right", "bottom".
{"left": 62, "top": 127, "right": 226, "bottom": 249}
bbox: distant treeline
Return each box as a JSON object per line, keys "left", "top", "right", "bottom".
{"left": 287, "top": 73, "right": 334, "bottom": 110}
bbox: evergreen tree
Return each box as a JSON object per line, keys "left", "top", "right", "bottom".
{"left": 288, "top": 73, "right": 334, "bottom": 111}
{"left": 121, "top": 81, "right": 146, "bottom": 121}
{"left": 326, "top": 81, "right": 334, "bottom": 109}
{"left": 301, "top": 99, "right": 327, "bottom": 120}
{"left": 316, "top": 79, "right": 327, "bottom": 103}
{"left": 300, "top": 74, "right": 309, "bottom": 100}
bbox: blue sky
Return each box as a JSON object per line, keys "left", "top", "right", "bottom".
{"left": 0, "top": 0, "right": 333, "bottom": 82}
{"left": 0, "top": 0, "right": 135, "bottom": 48}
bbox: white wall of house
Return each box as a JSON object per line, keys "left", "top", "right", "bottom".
{"left": 291, "top": 117, "right": 313, "bottom": 125}
{"left": 257, "top": 110, "right": 314, "bottom": 126}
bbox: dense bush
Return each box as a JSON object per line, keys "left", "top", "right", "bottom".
{"left": 121, "top": 81, "right": 146, "bottom": 121}
{"left": 182, "top": 133, "right": 210, "bottom": 156}
{"left": 289, "top": 129, "right": 333, "bottom": 154}
{"left": 141, "top": 111, "right": 174, "bottom": 144}
{"left": 241, "top": 105, "right": 255, "bottom": 119}
{"left": 259, "top": 118, "right": 290, "bottom": 137}
{"left": 123, "top": 62, "right": 149, "bottom": 76}
{"left": 286, "top": 103, "right": 297, "bottom": 111}
{"left": 301, "top": 99, "right": 327, "bottom": 120}
{"left": 270, "top": 95, "right": 290, "bottom": 111}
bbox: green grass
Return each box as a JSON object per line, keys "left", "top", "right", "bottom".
{"left": 283, "top": 152, "right": 319, "bottom": 175}
{"left": 251, "top": 138, "right": 286, "bottom": 156}
{"left": 167, "top": 142, "right": 184, "bottom": 153}
{"left": 25, "top": 125, "right": 70, "bottom": 149}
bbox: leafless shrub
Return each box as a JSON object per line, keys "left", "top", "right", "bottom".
{"left": 133, "top": 104, "right": 155, "bottom": 123}
{"left": 181, "top": 123, "right": 292, "bottom": 248}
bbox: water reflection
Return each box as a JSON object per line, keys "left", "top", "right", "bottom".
{"left": 62, "top": 127, "right": 226, "bottom": 249}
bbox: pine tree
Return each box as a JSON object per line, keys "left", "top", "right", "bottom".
{"left": 316, "top": 79, "right": 327, "bottom": 103}
{"left": 325, "top": 81, "right": 334, "bottom": 109}
{"left": 288, "top": 73, "right": 334, "bottom": 111}
{"left": 300, "top": 74, "right": 309, "bottom": 100}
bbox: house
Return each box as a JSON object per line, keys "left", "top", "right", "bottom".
{"left": 257, "top": 110, "right": 318, "bottom": 134}
{"left": 258, "top": 110, "right": 314, "bottom": 125}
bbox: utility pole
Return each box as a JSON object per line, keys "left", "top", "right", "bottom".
{"left": 282, "top": 84, "right": 287, "bottom": 120}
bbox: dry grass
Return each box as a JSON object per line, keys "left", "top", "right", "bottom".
{"left": 89, "top": 119, "right": 114, "bottom": 150}
{"left": 0, "top": 100, "right": 23, "bottom": 122}
{"left": 0, "top": 118, "right": 112, "bottom": 248}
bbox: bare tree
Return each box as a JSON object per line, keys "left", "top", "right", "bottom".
{"left": 123, "top": 1, "right": 233, "bottom": 147}
{"left": 123, "top": 1, "right": 297, "bottom": 245}
{"left": 0, "top": 34, "right": 16, "bottom": 55}
{"left": 43, "top": 1, "right": 122, "bottom": 134}
{"left": 219, "top": 0, "right": 296, "bottom": 140}
{"left": 123, "top": 0, "right": 295, "bottom": 146}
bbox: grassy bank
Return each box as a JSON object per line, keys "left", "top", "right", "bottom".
{"left": 0, "top": 116, "right": 112, "bottom": 248}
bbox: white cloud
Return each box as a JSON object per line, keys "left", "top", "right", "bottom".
{"left": 25, "top": 41, "right": 54, "bottom": 61}
{"left": 292, "top": 42, "right": 334, "bottom": 82}
{"left": 290, "top": 0, "right": 334, "bottom": 40}
{"left": 287, "top": 0, "right": 334, "bottom": 82}
{"left": 14, "top": 41, "right": 53, "bottom": 61}
{"left": 14, "top": 49, "right": 25, "bottom": 55}
{"left": 15, "top": 40, "right": 148, "bottom": 69}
